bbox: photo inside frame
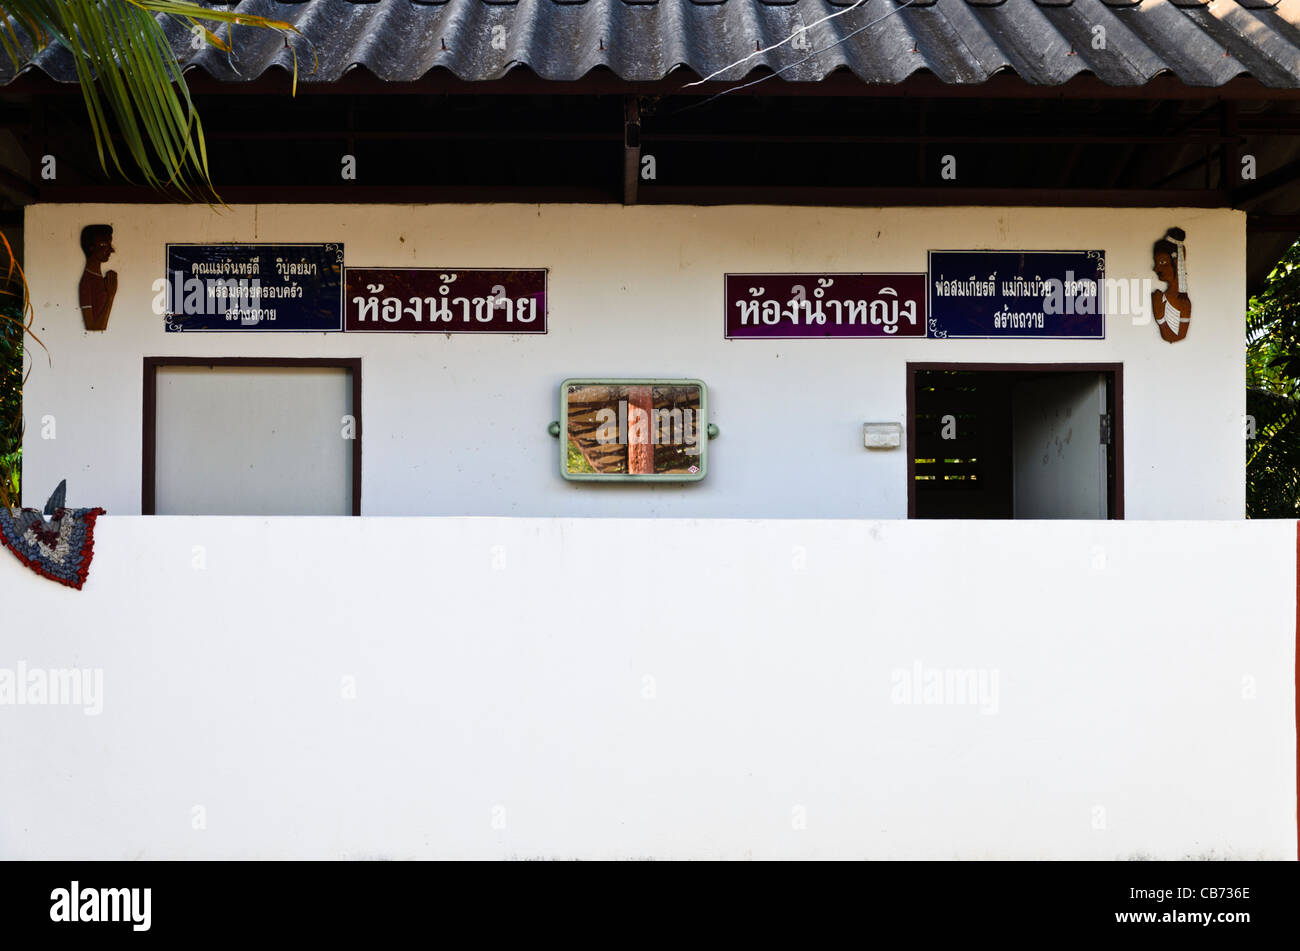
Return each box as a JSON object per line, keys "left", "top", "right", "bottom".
{"left": 565, "top": 383, "right": 703, "bottom": 476}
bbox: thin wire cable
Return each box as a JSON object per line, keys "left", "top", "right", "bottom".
{"left": 671, "top": 0, "right": 918, "bottom": 115}
{"left": 682, "top": 0, "right": 870, "bottom": 89}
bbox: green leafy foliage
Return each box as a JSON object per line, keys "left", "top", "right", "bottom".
{"left": 0, "top": 230, "right": 35, "bottom": 509}
{"left": 0, "top": 314, "right": 19, "bottom": 504}
{"left": 566, "top": 438, "right": 595, "bottom": 474}
{"left": 1246, "top": 239, "right": 1300, "bottom": 518}
{"left": 0, "top": 1, "right": 301, "bottom": 200}
{"left": 0, "top": 283, "right": 25, "bottom": 508}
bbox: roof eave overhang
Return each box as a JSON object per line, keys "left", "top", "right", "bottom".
{"left": 6, "top": 65, "right": 1300, "bottom": 101}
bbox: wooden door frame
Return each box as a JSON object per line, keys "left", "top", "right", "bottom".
{"left": 142, "top": 357, "right": 363, "bottom": 516}
{"left": 906, "top": 362, "right": 1124, "bottom": 520}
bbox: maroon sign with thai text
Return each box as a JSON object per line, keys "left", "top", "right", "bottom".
{"left": 725, "top": 273, "right": 926, "bottom": 339}
{"left": 345, "top": 268, "right": 547, "bottom": 332}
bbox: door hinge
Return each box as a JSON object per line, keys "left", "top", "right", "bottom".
{"left": 1099, "top": 413, "right": 1112, "bottom": 446}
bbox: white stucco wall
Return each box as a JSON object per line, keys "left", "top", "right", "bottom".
{"left": 19, "top": 203, "right": 1245, "bottom": 518}
{"left": 0, "top": 517, "right": 1292, "bottom": 859}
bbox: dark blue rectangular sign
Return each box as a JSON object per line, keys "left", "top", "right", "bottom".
{"left": 927, "top": 250, "right": 1106, "bottom": 339}
{"left": 163, "top": 243, "right": 344, "bottom": 332}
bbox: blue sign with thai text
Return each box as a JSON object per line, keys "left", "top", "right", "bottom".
{"left": 163, "top": 243, "right": 344, "bottom": 332}
{"left": 927, "top": 250, "right": 1106, "bottom": 339}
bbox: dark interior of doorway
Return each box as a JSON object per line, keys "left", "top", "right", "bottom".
{"left": 908, "top": 365, "right": 1122, "bottom": 520}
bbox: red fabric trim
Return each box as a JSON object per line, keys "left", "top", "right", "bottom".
{"left": 0, "top": 508, "right": 104, "bottom": 590}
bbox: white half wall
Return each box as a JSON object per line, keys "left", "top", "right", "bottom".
{"left": 19, "top": 203, "right": 1245, "bottom": 518}
{"left": 0, "top": 517, "right": 1292, "bottom": 860}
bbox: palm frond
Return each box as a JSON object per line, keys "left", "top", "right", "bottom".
{"left": 0, "top": 0, "right": 300, "bottom": 200}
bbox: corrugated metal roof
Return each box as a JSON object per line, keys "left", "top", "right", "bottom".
{"left": 4, "top": 0, "right": 1300, "bottom": 90}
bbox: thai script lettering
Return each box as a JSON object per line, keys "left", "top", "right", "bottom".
{"left": 275, "top": 257, "right": 318, "bottom": 278}
{"left": 191, "top": 256, "right": 259, "bottom": 276}
{"left": 933, "top": 275, "right": 998, "bottom": 297}
{"left": 928, "top": 251, "right": 1106, "bottom": 339}
{"left": 993, "top": 310, "right": 1047, "bottom": 329}
{"left": 729, "top": 275, "right": 924, "bottom": 337}
{"left": 344, "top": 269, "right": 548, "bottom": 333}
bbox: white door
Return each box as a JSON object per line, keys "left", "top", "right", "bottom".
{"left": 154, "top": 365, "right": 353, "bottom": 516}
{"left": 1011, "top": 373, "right": 1108, "bottom": 519}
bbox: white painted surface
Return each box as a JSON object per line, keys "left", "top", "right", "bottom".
{"left": 154, "top": 366, "right": 353, "bottom": 516}
{"left": 0, "top": 517, "right": 1292, "bottom": 860}
{"left": 1012, "top": 373, "right": 1108, "bottom": 519}
{"left": 20, "top": 204, "right": 1245, "bottom": 518}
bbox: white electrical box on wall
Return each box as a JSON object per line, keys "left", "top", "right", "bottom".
{"left": 864, "top": 422, "right": 903, "bottom": 450}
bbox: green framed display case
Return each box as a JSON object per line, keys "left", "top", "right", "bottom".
{"left": 559, "top": 378, "right": 708, "bottom": 482}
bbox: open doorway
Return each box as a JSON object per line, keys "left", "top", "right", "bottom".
{"left": 907, "top": 363, "right": 1123, "bottom": 519}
